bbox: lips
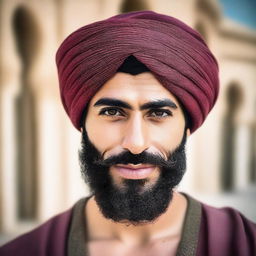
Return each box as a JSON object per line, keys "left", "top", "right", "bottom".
{"left": 113, "top": 164, "right": 156, "bottom": 179}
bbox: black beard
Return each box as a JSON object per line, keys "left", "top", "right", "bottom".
{"left": 79, "top": 130, "right": 187, "bottom": 225}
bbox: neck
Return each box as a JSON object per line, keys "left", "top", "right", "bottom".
{"left": 85, "top": 191, "right": 187, "bottom": 246}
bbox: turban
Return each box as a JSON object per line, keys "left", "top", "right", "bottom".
{"left": 56, "top": 11, "right": 219, "bottom": 133}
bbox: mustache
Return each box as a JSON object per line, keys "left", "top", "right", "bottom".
{"left": 94, "top": 150, "right": 178, "bottom": 168}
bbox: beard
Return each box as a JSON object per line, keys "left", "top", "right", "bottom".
{"left": 79, "top": 130, "right": 187, "bottom": 225}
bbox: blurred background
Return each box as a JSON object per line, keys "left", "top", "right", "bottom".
{"left": 0, "top": 0, "right": 256, "bottom": 245}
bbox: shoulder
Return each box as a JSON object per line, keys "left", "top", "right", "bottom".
{"left": 201, "top": 202, "right": 256, "bottom": 235}
{"left": 197, "top": 201, "right": 256, "bottom": 256}
{"left": 0, "top": 208, "right": 73, "bottom": 256}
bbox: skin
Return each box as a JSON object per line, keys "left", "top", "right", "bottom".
{"left": 84, "top": 72, "right": 190, "bottom": 256}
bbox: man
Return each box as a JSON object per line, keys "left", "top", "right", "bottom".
{"left": 1, "top": 10, "right": 255, "bottom": 256}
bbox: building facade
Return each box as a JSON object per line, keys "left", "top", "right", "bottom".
{"left": 0, "top": 0, "right": 256, "bottom": 244}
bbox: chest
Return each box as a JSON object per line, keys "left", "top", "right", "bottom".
{"left": 87, "top": 237, "right": 180, "bottom": 256}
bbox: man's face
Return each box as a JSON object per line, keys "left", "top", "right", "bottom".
{"left": 81, "top": 72, "right": 189, "bottom": 224}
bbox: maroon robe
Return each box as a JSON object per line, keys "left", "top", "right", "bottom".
{"left": 1, "top": 200, "right": 256, "bottom": 256}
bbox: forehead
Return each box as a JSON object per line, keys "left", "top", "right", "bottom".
{"left": 89, "top": 72, "right": 180, "bottom": 106}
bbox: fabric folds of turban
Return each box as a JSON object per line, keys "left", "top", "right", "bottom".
{"left": 56, "top": 11, "right": 219, "bottom": 133}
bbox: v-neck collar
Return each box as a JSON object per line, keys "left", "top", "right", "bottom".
{"left": 67, "top": 194, "right": 202, "bottom": 256}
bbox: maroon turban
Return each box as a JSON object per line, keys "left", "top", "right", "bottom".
{"left": 56, "top": 11, "right": 219, "bottom": 133}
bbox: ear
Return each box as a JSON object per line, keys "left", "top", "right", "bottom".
{"left": 186, "top": 128, "right": 191, "bottom": 137}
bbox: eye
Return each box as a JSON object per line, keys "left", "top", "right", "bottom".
{"left": 148, "top": 109, "right": 172, "bottom": 118}
{"left": 99, "top": 107, "right": 125, "bottom": 117}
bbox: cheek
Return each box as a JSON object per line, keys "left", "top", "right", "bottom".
{"left": 149, "top": 119, "right": 185, "bottom": 150}
{"left": 85, "top": 118, "right": 123, "bottom": 152}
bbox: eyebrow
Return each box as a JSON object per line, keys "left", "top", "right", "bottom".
{"left": 93, "top": 98, "right": 178, "bottom": 110}
{"left": 140, "top": 99, "right": 177, "bottom": 110}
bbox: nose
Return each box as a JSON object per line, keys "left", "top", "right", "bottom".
{"left": 121, "top": 113, "right": 149, "bottom": 154}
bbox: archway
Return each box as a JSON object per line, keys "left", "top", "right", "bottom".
{"left": 249, "top": 101, "right": 256, "bottom": 183}
{"left": 221, "top": 83, "right": 243, "bottom": 191}
{"left": 120, "top": 0, "right": 149, "bottom": 13}
{"left": 195, "top": 22, "right": 208, "bottom": 43}
{"left": 12, "top": 5, "right": 40, "bottom": 220}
